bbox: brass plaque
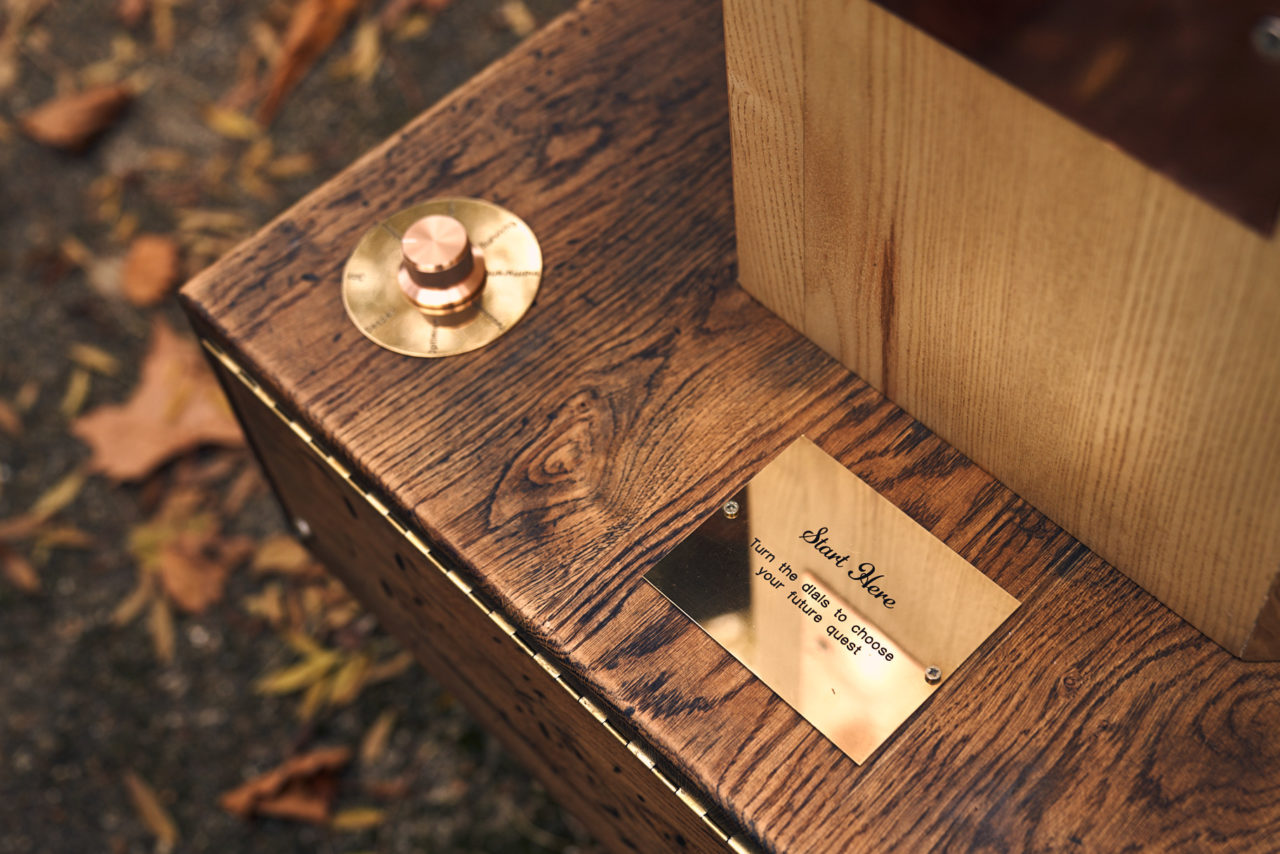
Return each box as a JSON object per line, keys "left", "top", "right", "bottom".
{"left": 644, "top": 437, "right": 1020, "bottom": 763}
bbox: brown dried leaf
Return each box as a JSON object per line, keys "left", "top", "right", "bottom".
{"left": 19, "top": 83, "right": 133, "bottom": 151}
{"left": 123, "top": 771, "right": 179, "bottom": 850}
{"left": 359, "top": 709, "right": 396, "bottom": 765}
{"left": 0, "top": 514, "right": 43, "bottom": 543}
{"left": 121, "top": 234, "right": 180, "bottom": 306}
{"left": 243, "top": 582, "right": 284, "bottom": 626}
{"left": 219, "top": 747, "right": 351, "bottom": 821}
{"left": 1, "top": 545, "right": 40, "bottom": 593}
{"left": 15, "top": 381, "right": 40, "bottom": 413}
{"left": 363, "top": 650, "right": 414, "bottom": 685}
{"left": 264, "top": 152, "right": 316, "bottom": 180}
{"left": 222, "top": 466, "right": 263, "bottom": 515}
{"left": 0, "top": 401, "right": 21, "bottom": 437}
{"left": 252, "top": 534, "right": 314, "bottom": 575}
{"left": 34, "top": 525, "right": 95, "bottom": 551}
{"left": 152, "top": 0, "right": 175, "bottom": 53}
{"left": 71, "top": 318, "right": 243, "bottom": 481}
{"left": 256, "top": 0, "right": 362, "bottom": 125}
{"left": 156, "top": 533, "right": 229, "bottom": 613}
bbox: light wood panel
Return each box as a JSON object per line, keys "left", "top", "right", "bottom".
{"left": 727, "top": 0, "right": 1280, "bottom": 657}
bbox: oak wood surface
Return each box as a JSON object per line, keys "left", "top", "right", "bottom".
{"left": 729, "top": 0, "right": 1280, "bottom": 658}
{"left": 212, "top": 355, "right": 732, "bottom": 852}
{"left": 183, "top": 0, "right": 1280, "bottom": 850}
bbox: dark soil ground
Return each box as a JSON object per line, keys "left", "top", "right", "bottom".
{"left": 0, "top": 1, "right": 597, "bottom": 851}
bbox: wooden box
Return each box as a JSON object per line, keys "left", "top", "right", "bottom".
{"left": 725, "top": 0, "right": 1280, "bottom": 658}
{"left": 181, "top": 0, "right": 1280, "bottom": 850}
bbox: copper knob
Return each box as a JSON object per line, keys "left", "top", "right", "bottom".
{"left": 397, "top": 214, "right": 486, "bottom": 320}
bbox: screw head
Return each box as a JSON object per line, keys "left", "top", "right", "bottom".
{"left": 722, "top": 500, "right": 740, "bottom": 519}
{"left": 293, "top": 517, "right": 313, "bottom": 539}
{"left": 925, "top": 666, "right": 943, "bottom": 685}
{"left": 1252, "top": 16, "right": 1280, "bottom": 61}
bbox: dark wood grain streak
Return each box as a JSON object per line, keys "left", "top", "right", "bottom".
{"left": 182, "top": 0, "right": 1280, "bottom": 850}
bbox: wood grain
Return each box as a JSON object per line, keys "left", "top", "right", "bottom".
{"left": 728, "top": 0, "right": 1280, "bottom": 657}
{"left": 182, "top": 0, "right": 1280, "bottom": 850}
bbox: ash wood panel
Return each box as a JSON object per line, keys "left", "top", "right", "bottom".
{"left": 723, "top": 0, "right": 805, "bottom": 330}
{"left": 183, "top": 0, "right": 1280, "bottom": 851}
{"left": 211, "top": 355, "right": 731, "bottom": 853}
{"left": 729, "top": 0, "right": 1280, "bottom": 656}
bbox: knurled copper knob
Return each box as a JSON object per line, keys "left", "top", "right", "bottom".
{"left": 397, "top": 214, "right": 487, "bottom": 319}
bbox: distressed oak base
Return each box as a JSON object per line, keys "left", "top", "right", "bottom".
{"left": 181, "top": 0, "right": 1280, "bottom": 850}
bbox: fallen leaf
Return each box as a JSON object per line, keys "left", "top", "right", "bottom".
{"left": 331, "top": 807, "right": 386, "bottom": 831}
{"left": 243, "top": 582, "right": 284, "bottom": 626}
{"left": 1, "top": 545, "right": 40, "bottom": 592}
{"left": 256, "top": 0, "right": 362, "bottom": 124}
{"left": 121, "top": 234, "right": 180, "bottom": 306}
{"left": 0, "top": 401, "right": 21, "bottom": 436}
{"left": 359, "top": 709, "right": 396, "bottom": 765}
{"left": 123, "top": 771, "right": 179, "bottom": 851}
{"left": 201, "top": 105, "right": 261, "bottom": 140}
{"left": 327, "top": 653, "right": 369, "bottom": 706}
{"left": 30, "top": 468, "right": 87, "bottom": 521}
{"left": 252, "top": 534, "right": 313, "bottom": 575}
{"left": 255, "top": 650, "right": 339, "bottom": 694}
{"left": 112, "top": 573, "right": 155, "bottom": 626}
{"left": 33, "top": 525, "right": 95, "bottom": 551}
{"left": 264, "top": 152, "right": 315, "bottom": 180}
{"left": 363, "top": 650, "right": 414, "bottom": 685}
{"left": 70, "top": 342, "right": 121, "bottom": 376}
{"left": 71, "top": 318, "right": 243, "bottom": 480}
{"left": 0, "top": 0, "right": 50, "bottom": 95}
{"left": 149, "top": 595, "right": 176, "bottom": 662}
{"left": 334, "top": 17, "right": 381, "bottom": 83}
{"left": 496, "top": 0, "right": 536, "bottom": 36}
{"left": 15, "top": 381, "right": 40, "bottom": 412}
{"left": 222, "top": 466, "right": 262, "bottom": 515}
{"left": 152, "top": 0, "right": 175, "bottom": 52}
{"left": 156, "top": 533, "right": 229, "bottom": 613}
{"left": 19, "top": 83, "right": 133, "bottom": 150}
{"left": 219, "top": 746, "right": 351, "bottom": 822}
{"left": 60, "top": 368, "right": 91, "bottom": 418}
{"left": 116, "top": 0, "right": 149, "bottom": 27}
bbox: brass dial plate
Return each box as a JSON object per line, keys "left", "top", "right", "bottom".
{"left": 342, "top": 197, "right": 542, "bottom": 357}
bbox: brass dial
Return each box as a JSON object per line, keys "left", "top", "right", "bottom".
{"left": 342, "top": 197, "right": 542, "bottom": 357}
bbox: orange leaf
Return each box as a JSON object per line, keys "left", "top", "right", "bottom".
{"left": 1, "top": 545, "right": 39, "bottom": 592}
{"left": 256, "top": 0, "right": 362, "bottom": 124}
{"left": 19, "top": 83, "right": 133, "bottom": 151}
{"left": 0, "top": 400, "right": 20, "bottom": 436}
{"left": 220, "top": 747, "right": 351, "bottom": 822}
{"left": 123, "top": 771, "right": 179, "bottom": 849}
{"left": 71, "top": 318, "right": 243, "bottom": 481}
{"left": 121, "top": 234, "right": 180, "bottom": 306}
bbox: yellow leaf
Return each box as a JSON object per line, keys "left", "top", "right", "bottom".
{"left": 69, "top": 342, "right": 121, "bottom": 376}
{"left": 264, "top": 152, "right": 315, "bottom": 180}
{"left": 359, "top": 709, "right": 396, "bottom": 765}
{"left": 297, "top": 673, "right": 331, "bottom": 722}
{"left": 30, "top": 468, "right": 87, "bottom": 521}
{"left": 60, "top": 367, "right": 91, "bottom": 417}
{"left": 255, "top": 651, "right": 338, "bottom": 695}
{"left": 112, "top": 574, "right": 155, "bottom": 626}
{"left": 149, "top": 596, "right": 176, "bottom": 663}
{"left": 327, "top": 653, "right": 369, "bottom": 706}
{"left": 124, "top": 771, "right": 179, "bottom": 849}
{"left": 202, "top": 105, "right": 261, "bottom": 140}
{"left": 330, "top": 807, "right": 386, "bottom": 831}
{"left": 283, "top": 630, "right": 326, "bottom": 658}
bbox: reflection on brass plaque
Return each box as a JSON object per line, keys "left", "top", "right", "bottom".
{"left": 644, "top": 437, "right": 1020, "bottom": 763}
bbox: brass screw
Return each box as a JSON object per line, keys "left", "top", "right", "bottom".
{"left": 722, "top": 500, "right": 740, "bottom": 519}
{"left": 925, "top": 666, "right": 942, "bottom": 685}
